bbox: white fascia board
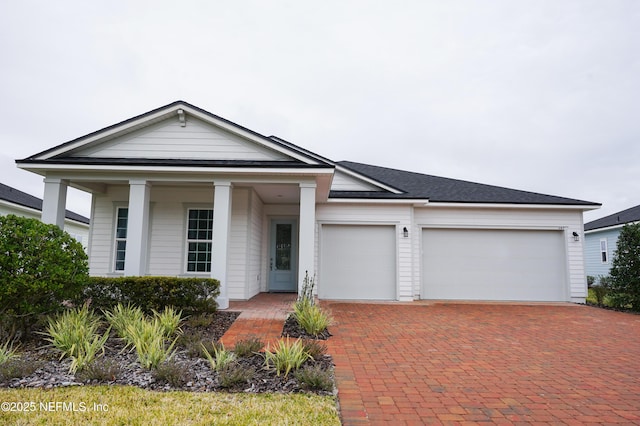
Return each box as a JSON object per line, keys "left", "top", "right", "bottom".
{"left": 422, "top": 202, "right": 599, "bottom": 211}
{"left": 334, "top": 164, "right": 402, "bottom": 194}
{"left": 327, "top": 198, "right": 429, "bottom": 205}
{"left": 18, "top": 162, "right": 335, "bottom": 176}
{"left": 585, "top": 221, "right": 639, "bottom": 234}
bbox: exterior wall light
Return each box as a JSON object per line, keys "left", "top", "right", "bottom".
{"left": 403, "top": 227, "right": 409, "bottom": 238}
{"left": 572, "top": 231, "right": 580, "bottom": 242}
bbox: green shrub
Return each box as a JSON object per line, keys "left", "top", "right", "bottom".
{"left": 294, "top": 365, "right": 333, "bottom": 391}
{"left": 218, "top": 363, "right": 255, "bottom": 389}
{"left": 587, "top": 275, "right": 595, "bottom": 288}
{"left": 301, "top": 339, "right": 327, "bottom": 359}
{"left": 153, "top": 361, "right": 191, "bottom": 387}
{"left": 592, "top": 276, "right": 611, "bottom": 306}
{"left": 0, "top": 340, "right": 19, "bottom": 365}
{"left": 103, "top": 303, "right": 145, "bottom": 344}
{"left": 124, "top": 318, "right": 178, "bottom": 370}
{"left": 78, "top": 276, "right": 219, "bottom": 316}
{"left": 202, "top": 343, "right": 236, "bottom": 372}
{"left": 264, "top": 338, "right": 310, "bottom": 377}
{"left": 293, "top": 303, "right": 332, "bottom": 337}
{"left": 75, "top": 358, "right": 120, "bottom": 383}
{"left": 233, "top": 337, "right": 263, "bottom": 357}
{"left": 609, "top": 223, "right": 640, "bottom": 311}
{"left": 43, "top": 305, "right": 110, "bottom": 373}
{"left": 0, "top": 358, "right": 42, "bottom": 380}
{"left": 0, "top": 215, "right": 88, "bottom": 336}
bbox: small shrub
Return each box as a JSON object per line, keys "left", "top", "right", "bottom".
{"left": 264, "top": 338, "right": 310, "bottom": 377}
{"left": 0, "top": 340, "right": 19, "bottom": 365}
{"left": 294, "top": 365, "right": 333, "bottom": 391}
{"left": 78, "top": 276, "right": 220, "bottom": 316}
{"left": 177, "top": 330, "right": 207, "bottom": 358}
{"left": 153, "top": 306, "right": 183, "bottom": 337}
{"left": 184, "top": 313, "right": 214, "bottom": 329}
{"left": 293, "top": 304, "right": 332, "bottom": 337}
{"left": 592, "top": 276, "right": 611, "bottom": 306}
{"left": 125, "top": 318, "right": 178, "bottom": 370}
{"left": 587, "top": 275, "right": 595, "bottom": 288}
{"left": 202, "top": 343, "right": 236, "bottom": 372}
{"left": 0, "top": 358, "right": 42, "bottom": 380}
{"left": 297, "top": 271, "right": 316, "bottom": 306}
{"left": 104, "top": 303, "right": 145, "bottom": 344}
{"left": 75, "top": 358, "right": 120, "bottom": 382}
{"left": 301, "top": 339, "right": 327, "bottom": 359}
{"left": 43, "top": 305, "right": 109, "bottom": 373}
{"left": 233, "top": 337, "right": 263, "bottom": 357}
{"left": 218, "top": 363, "right": 255, "bottom": 389}
{"left": 153, "top": 361, "right": 191, "bottom": 387}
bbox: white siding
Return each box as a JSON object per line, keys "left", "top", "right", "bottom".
{"left": 414, "top": 206, "right": 587, "bottom": 302}
{"left": 330, "top": 170, "right": 382, "bottom": 191}
{"left": 89, "top": 185, "right": 129, "bottom": 275}
{"left": 227, "top": 189, "right": 249, "bottom": 300}
{"left": 72, "top": 117, "right": 290, "bottom": 161}
{"left": 247, "top": 190, "right": 264, "bottom": 298}
{"left": 316, "top": 203, "right": 414, "bottom": 301}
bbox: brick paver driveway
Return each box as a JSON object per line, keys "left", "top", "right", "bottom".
{"left": 324, "top": 302, "right": 640, "bottom": 425}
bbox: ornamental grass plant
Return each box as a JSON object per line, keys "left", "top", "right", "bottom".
{"left": 264, "top": 338, "right": 310, "bottom": 377}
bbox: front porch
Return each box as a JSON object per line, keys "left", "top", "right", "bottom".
{"left": 40, "top": 177, "right": 328, "bottom": 310}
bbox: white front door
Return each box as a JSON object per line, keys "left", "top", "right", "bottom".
{"left": 269, "top": 219, "right": 298, "bottom": 292}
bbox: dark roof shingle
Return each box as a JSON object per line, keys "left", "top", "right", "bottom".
{"left": 334, "top": 161, "right": 599, "bottom": 206}
{"left": 0, "top": 183, "right": 90, "bottom": 224}
{"left": 584, "top": 204, "right": 640, "bottom": 231}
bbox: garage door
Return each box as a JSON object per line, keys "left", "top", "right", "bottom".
{"left": 320, "top": 225, "right": 396, "bottom": 300}
{"left": 422, "top": 228, "right": 567, "bottom": 301}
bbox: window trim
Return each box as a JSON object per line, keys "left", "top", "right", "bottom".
{"left": 600, "top": 238, "right": 608, "bottom": 264}
{"left": 113, "top": 206, "right": 129, "bottom": 272}
{"left": 184, "top": 207, "right": 214, "bottom": 274}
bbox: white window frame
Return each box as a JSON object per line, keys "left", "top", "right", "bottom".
{"left": 114, "top": 207, "right": 128, "bottom": 272}
{"left": 600, "top": 238, "right": 608, "bottom": 264}
{"left": 185, "top": 208, "right": 214, "bottom": 274}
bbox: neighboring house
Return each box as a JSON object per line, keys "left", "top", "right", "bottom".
{"left": 16, "top": 101, "right": 600, "bottom": 308}
{"left": 0, "top": 182, "right": 90, "bottom": 248}
{"left": 584, "top": 203, "right": 640, "bottom": 278}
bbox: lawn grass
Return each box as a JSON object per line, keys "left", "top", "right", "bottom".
{"left": 0, "top": 386, "right": 340, "bottom": 425}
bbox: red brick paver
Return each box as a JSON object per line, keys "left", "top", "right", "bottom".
{"left": 325, "top": 302, "right": 640, "bottom": 425}
{"left": 219, "top": 293, "right": 296, "bottom": 348}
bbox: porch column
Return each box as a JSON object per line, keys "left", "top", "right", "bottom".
{"left": 124, "top": 179, "right": 151, "bottom": 276}
{"left": 212, "top": 180, "right": 232, "bottom": 310}
{"left": 42, "top": 178, "right": 68, "bottom": 228}
{"left": 298, "top": 182, "right": 317, "bottom": 295}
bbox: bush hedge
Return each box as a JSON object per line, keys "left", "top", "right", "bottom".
{"left": 78, "top": 276, "right": 220, "bottom": 315}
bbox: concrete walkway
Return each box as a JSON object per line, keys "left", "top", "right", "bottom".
{"left": 324, "top": 301, "right": 640, "bottom": 425}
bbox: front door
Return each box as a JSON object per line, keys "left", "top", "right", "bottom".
{"left": 269, "top": 219, "right": 298, "bottom": 292}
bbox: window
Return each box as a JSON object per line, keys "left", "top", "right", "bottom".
{"left": 600, "top": 239, "right": 608, "bottom": 263}
{"left": 114, "top": 208, "right": 128, "bottom": 271}
{"left": 186, "top": 209, "right": 213, "bottom": 273}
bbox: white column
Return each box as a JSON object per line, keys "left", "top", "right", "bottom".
{"left": 124, "top": 179, "right": 151, "bottom": 276}
{"left": 42, "top": 178, "right": 68, "bottom": 228}
{"left": 212, "top": 180, "right": 232, "bottom": 310}
{"left": 298, "top": 182, "right": 317, "bottom": 295}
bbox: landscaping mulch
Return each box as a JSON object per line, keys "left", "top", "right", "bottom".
{"left": 281, "top": 315, "right": 332, "bottom": 340}
{"left": 0, "top": 311, "right": 334, "bottom": 395}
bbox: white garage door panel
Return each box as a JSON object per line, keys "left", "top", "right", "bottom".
{"left": 422, "top": 229, "right": 566, "bottom": 301}
{"left": 320, "top": 225, "right": 396, "bottom": 300}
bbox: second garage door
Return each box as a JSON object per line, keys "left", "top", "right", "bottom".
{"left": 319, "top": 225, "right": 396, "bottom": 300}
{"left": 422, "top": 228, "right": 567, "bottom": 301}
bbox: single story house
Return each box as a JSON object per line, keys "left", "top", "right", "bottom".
{"left": 16, "top": 101, "right": 600, "bottom": 308}
{"left": 0, "top": 182, "right": 90, "bottom": 249}
{"left": 584, "top": 203, "right": 640, "bottom": 278}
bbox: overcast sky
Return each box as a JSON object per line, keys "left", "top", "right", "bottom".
{"left": 1, "top": 1, "right": 638, "bottom": 222}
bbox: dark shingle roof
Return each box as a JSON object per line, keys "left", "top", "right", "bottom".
{"left": 334, "top": 161, "right": 600, "bottom": 206}
{"left": 0, "top": 183, "right": 90, "bottom": 224}
{"left": 584, "top": 204, "right": 640, "bottom": 231}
